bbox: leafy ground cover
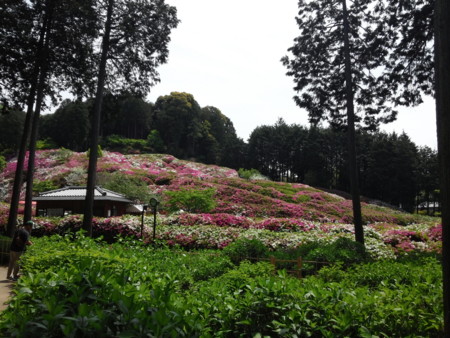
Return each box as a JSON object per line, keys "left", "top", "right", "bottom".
{"left": 0, "top": 234, "right": 442, "bottom": 336}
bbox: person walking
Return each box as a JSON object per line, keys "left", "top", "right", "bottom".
{"left": 6, "top": 221, "right": 33, "bottom": 281}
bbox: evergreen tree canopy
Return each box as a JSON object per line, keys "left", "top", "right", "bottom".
{"left": 95, "top": 0, "right": 179, "bottom": 97}
{"left": 383, "top": 0, "right": 434, "bottom": 106}
{"left": 0, "top": 0, "right": 99, "bottom": 108}
{"left": 281, "top": 0, "right": 395, "bottom": 130}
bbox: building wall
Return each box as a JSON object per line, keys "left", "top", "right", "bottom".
{"left": 36, "top": 200, "right": 129, "bottom": 217}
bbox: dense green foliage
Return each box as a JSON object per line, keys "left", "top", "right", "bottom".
{"left": 0, "top": 155, "right": 5, "bottom": 173}
{"left": 39, "top": 100, "right": 90, "bottom": 152}
{"left": 222, "top": 238, "right": 269, "bottom": 264}
{"left": 0, "top": 110, "right": 25, "bottom": 157}
{"left": 32, "top": 180, "right": 58, "bottom": 194}
{"left": 97, "top": 172, "right": 152, "bottom": 203}
{"left": 0, "top": 235, "right": 442, "bottom": 336}
{"left": 164, "top": 187, "right": 216, "bottom": 213}
{"left": 101, "top": 135, "right": 149, "bottom": 154}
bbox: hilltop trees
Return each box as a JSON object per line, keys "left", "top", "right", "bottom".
{"left": 247, "top": 124, "right": 430, "bottom": 213}
{"left": 414, "top": 146, "right": 439, "bottom": 214}
{"left": 152, "top": 92, "right": 204, "bottom": 159}
{"left": 358, "top": 132, "right": 418, "bottom": 211}
{"left": 151, "top": 92, "right": 244, "bottom": 164}
{"left": 201, "top": 106, "right": 244, "bottom": 166}
{"left": 115, "top": 97, "right": 152, "bottom": 139}
{"left": 35, "top": 91, "right": 245, "bottom": 168}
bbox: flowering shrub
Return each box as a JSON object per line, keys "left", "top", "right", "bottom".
{"left": 428, "top": 224, "right": 442, "bottom": 242}
{"left": 382, "top": 229, "right": 431, "bottom": 253}
{"left": 173, "top": 213, "right": 254, "bottom": 228}
{"left": 254, "top": 218, "right": 318, "bottom": 232}
{"left": 29, "top": 214, "right": 143, "bottom": 243}
{"left": 0, "top": 202, "right": 9, "bottom": 230}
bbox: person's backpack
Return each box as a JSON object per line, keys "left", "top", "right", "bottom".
{"left": 13, "top": 231, "right": 24, "bottom": 247}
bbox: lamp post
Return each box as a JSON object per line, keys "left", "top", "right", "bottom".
{"left": 141, "top": 204, "right": 148, "bottom": 239}
{"left": 149, "top": 197, "right": 159, "bottom": 240}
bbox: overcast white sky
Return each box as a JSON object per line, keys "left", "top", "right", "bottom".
{"left": 147, "top": 0, "right": 437, "bottom": 150}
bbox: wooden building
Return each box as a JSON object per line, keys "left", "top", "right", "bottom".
{"left": 33, "top": 186, "right": 138, "bottom": 217}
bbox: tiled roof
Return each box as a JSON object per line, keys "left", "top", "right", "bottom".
{"left": 33, "top": 186, "right": 133, "bottom": 203}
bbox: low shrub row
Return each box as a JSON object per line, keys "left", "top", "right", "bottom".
{"left": 0, "top": 234, "right": 442, "bottom": 336}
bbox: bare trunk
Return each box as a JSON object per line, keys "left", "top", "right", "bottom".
{"left": 82, "top": 0, "right": 114, "bottom": 235}
{"left": 435, "top": 0, "right": 450, "bottom": 334}
{"left": 24, "top": 6, "right": 53, "bottom": 222}
{"left": 342, "top": 0, "right": 364, "bottom": 244}
{"left": 24, "top": 69, "right": 49, "bottom": 221}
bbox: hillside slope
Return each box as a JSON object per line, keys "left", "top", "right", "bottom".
{"left": 0, "top": 149, "right": 440, "bottom": 257}
{"left": 0, "top": 149, "right": 414, "bottom": 222}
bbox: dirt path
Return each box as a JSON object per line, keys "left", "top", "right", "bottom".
{"left": 0, "top": 266, "right": 14, "bottom": 312}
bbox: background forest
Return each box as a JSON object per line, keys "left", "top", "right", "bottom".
{"left": 0, "top": 92, "right": 439, "bottom": 215}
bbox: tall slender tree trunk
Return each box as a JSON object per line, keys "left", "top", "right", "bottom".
{"left": 6, "top": 15, "right": 48, "bottom": 236}
{"left": 342, "top": 0, "right": 364, "bottom": 244}
{"left": 434, "top": 0, "right": 450, "bottom": 334}
{"left": 24, "top": 5, "right": 53, "bottom": 222}
{"left": 82, "top": 0, "right": 114, "bottom": 235}
{"left": 6, "top": 94, "right": 35, "bottom": 236}
{"left": 23, "top": 71, "right": 47, "bottom": 222}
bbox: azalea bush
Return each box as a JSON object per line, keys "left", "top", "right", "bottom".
{"left": 29, "top": 214, "right": 143, "bottom": 243}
